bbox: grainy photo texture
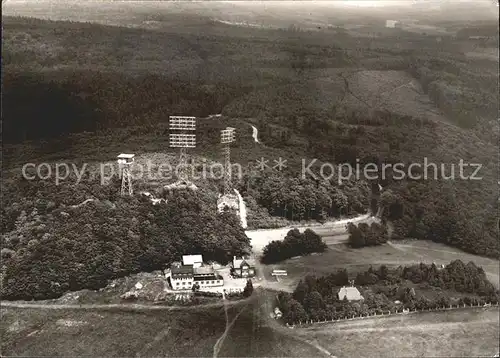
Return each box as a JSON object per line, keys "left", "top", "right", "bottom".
{"left": 1, "top": 1, "right": 499, "bottom": 357}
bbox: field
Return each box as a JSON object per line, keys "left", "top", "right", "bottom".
{"left": 4, "top": 290, "right": 497, "bottom": 358}
{"left": 3, "top": 0, "right": 497, "bottom": 29}
{"left": 465, "top": 47, "right": 499, "bottom": 61}
{"left": 1, "top": 305, "right": 229, "bottom": 357}
{"left": 342, "top": 70, "right": 449, "bottom": 123}
{"left": 259, "top": 239, "right": 500, "bottom": 292}
{"left": 298, "top": 307, "right": 499, "bottom": 358}
{"left": 0, "top": 294, "right": 330, "bottom": 358}
{"left": 2, "top": 233, "right": 499, "bottom": 357}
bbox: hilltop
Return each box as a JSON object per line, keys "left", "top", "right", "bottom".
{"left": 1, "top": 3, "right": 499, "bottom": 306}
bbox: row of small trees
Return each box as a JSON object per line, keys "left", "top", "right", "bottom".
{"left": 288, "top": 300, "right": 500, "bottom": 326}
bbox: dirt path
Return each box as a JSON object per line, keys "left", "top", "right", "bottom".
{"left": 136, "top": 327, "right": 171, "bottom": 358}
{"left": 250, "top": 124, "right": 260, "bottom": 143}
{"left": 253, "top": 289, "right": 336, "bottom": 358}
{"left": 265, "top": 308, "right": 335, "bottom": 357}
{"left": 0, "top": 298, "right": 250, "bottom": 312}
{"left": 213, "top": 301, "right": 249, "bottom": 358}
{"left": 234, "top": 188, "right": 248, "bottom": 229}
{"left": 291, "top": 335, "right": 336, "bottom": 358}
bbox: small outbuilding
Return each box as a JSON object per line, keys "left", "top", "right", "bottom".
{"left": 338, "top": 286, "right": 364, "bottom": 301}
{"left": 182, "top": 254, "right": 203, "bottom": 268}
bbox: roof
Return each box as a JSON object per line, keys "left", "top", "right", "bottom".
{"left": 193, "top": 266, "right": 214, "bottom": 275}
{"left": 164, "top": 181, "right": 198, "bottom": 191}
{"left": 117, "top": 153, "right": 135, "bottom": 159}
{"left": 183, "top": 255, "right": 203, "bottom": 265}
{"left": 233, "top": 256, "right": 256, "bottom": 268}
{"left": 193, "top": 274, "right": 222, "bottom": 281}
{"left": 338, "top": 286, "right": 363, "bottom": 301}
{"left": 171, "top": 264, "right": 194, "bottom": 277}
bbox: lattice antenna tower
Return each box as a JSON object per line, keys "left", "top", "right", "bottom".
{"left": 221, "top": 127, "right": 236, "bottom": 195}
{"left": 117, "top": 153, "right": 135, "bottom": 196}
{"left": 169, "top": 116, "right": 197, "bottom": 182}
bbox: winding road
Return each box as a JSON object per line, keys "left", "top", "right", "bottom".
{"left": 245, "top": 214, "right": 378, "bottom": 252}
{"left": 234, "top": 189, "right": 248, "bottom": 229}
{"left": 0, "top": 298, "right": 251, "bottom": 311}
{"left": 250, "top": 124, "right": 260, "bottom": 143}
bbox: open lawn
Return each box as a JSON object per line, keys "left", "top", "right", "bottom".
{"left": 260, "top": 240, "right": 500, "bottom": 291}
{"left": 298, "top": 307, "right": 499, "bottom": 357}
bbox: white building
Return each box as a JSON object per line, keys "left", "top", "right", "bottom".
{"left": 182, "top": 254, "right": 203, "bottom": 268}
{"left": 385, "top": 20, "right": 399, "bottom": 28}
{"left": 338, "top": 286, "right": 364, "bottom": 301}
{"left": 193, "top": 266, "right": 224, "bottom": 289}
{"left": 170, "top": 255, "right": 224, "bottom": 290}
{"left": 274, "top": 307, "right": 283, "bottom": 318}
{"left": 170, "top": 262, "right": 194, "bottom": 291}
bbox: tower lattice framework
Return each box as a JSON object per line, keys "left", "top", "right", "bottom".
{"left": 117, "top": 153, "right": 135, "bottom": 196}
{"left": 221, "top": 127, "right": 236, "bottom": 195}
{"left": 169, "top": 116, "right": 196, "bottom": 183}
{"left": 178, "top": 147, "right": 189, "bottom": 181}
{"left": 120, "top": 165, "right": 133, "bottom": 196}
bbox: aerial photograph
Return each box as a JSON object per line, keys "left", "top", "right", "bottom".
{"left": 1, "top": 0, "right": 499, "bottom": 357}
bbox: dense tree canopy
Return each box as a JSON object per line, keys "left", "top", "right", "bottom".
{"left": 1, "top": 180, "right": 250, "bottom": 300}
{"left": 2, "top": 70, "right": 247, "bottom": 144}
{"left": 347, "top": 222, "right": 388, "bottom": 248}
{"left": 261, "top": 228, "right": 327, "bottom": 264}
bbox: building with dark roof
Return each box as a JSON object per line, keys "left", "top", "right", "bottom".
{"left": 170, "top": 262, "right": 194, "bottom": 290}
{"left": 231, "top": 256, "right": 256, "bottom": 278}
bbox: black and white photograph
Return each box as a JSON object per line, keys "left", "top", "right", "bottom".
{"left": 1, "top": 0, "right": 499, "bottom": 357}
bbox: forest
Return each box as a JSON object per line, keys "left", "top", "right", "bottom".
{"left": 246, "top": 107, "right": 498, "bottom": 257}
{"left": 1, "top": 15, "right": 499, "bottom": 303}
{"left": 240, "top": 172, "right": 371, "bottom": 223}
{"left": 347, "top": 222, "right": 389, "bottom": 248}
{"left": 0, "top": 175, "right": 250, "bottom": 300}
{"left": 2, "top": 70, "right": 248, "bottom": 144}
{"left": 276, "top": 260, "right": 499, "bottom": 324}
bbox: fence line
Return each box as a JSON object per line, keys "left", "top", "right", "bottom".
{"left": 285, "top": 301, "right": 499, "bottom": 328}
